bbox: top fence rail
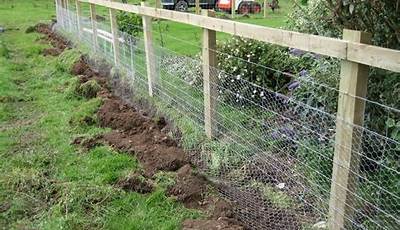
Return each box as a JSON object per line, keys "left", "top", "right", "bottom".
{"left": 79, "top": 0, "right": 400, "bottom": 73}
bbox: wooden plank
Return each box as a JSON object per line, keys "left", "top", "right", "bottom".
{"left": 78, "top": 0, "right": 400, "bottom": 72}
{"left": 75, "top": 0, "right": 83, "bottom": 38}
{"left": 109, "top": 0, "right": 120, "bottom": 66}
{"left": 202, "top": 10, "right": 217, "bottom": 139}
{"left": 347, "top": 43, "right": 400, "bottom": 73}
{"left": 263, "top": 0, "right": 267, "bottom": 18}
{"left": 83, "top": 27, "right": 113, "bottom": 43}
{"left": 141, "top": 2, "right": 157, "bottom": 97}
{"left": 328, "top": 29, "right": 372, "bottom": 230}
{"left": 79, "top": 0, "right": 347, "bottom": 59}
{"left": 89, "top": 3, "right": 99, "bottom": 51}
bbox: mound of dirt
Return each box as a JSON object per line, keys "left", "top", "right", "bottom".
{"left": 72, "top": 135, "right": 103, "bottom": 150}
{"left": 34, "top": 23, "right": 69, "bottom": 54}
{"left": 116, "top": 172, "right": 154, "bottom": 194}
{"left": 167, "top": 164, "right": 208, "bottom": 208}
{"left": 42, "top": 47, "right": 61, "bottom": 56}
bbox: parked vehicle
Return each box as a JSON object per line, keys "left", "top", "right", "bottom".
{"left": 161, "top": 0, "right": 217, "bottom": 12}
{"left": 217, "top": 0, "right": 261, "bottom": 14}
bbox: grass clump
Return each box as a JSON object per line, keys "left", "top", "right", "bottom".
{"left": 0, "top": 41, "right": 10, "bottom": 59}
{"left": 77, "top": 79, "right": 102, "bottom": 99}
{"left": 69, "top": 97, "right": 102, "bottom": 127}
{"left": 56, "top": 49, "right": 81, "bottom": 72}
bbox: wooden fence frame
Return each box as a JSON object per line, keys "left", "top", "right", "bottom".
{"left": 61, "top": 0, "right": 400, "bottom": 229}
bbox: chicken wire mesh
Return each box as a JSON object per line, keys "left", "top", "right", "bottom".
{"left": 55, "top": 5, "right": 400, "bottom": 230}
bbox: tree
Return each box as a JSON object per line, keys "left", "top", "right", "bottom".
{"left": 324, "top": 0, "right": 400, "bottom": 49}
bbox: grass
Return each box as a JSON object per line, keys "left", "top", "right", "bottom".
{"left": 0, "top": 0, "right": 200, "bottom": 229}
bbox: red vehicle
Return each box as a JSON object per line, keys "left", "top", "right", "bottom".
{"left": 217, "top": 0, "right": 261, "bottom": 14}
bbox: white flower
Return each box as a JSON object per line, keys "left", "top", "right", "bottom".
{"left": 277, "top": 183, "right": 285, "bottom": 189}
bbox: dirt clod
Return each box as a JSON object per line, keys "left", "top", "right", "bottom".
{"left": 42, "top": 47, "right": 61, "bottom": 56}
{"left": 167, "top": 164, "right": 208, "bottom": 208}
{"left": 72, "top": 135, "right": 102, "bottom": 150}
{"left": 116, "top": 172, "right": 154, "bottom": 194}
{"left": 32, "top": 23, "right": 69, "bottom": 55}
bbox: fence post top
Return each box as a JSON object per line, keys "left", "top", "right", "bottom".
{"left": 342, "top": 29, "right": 372, "bottom": 44}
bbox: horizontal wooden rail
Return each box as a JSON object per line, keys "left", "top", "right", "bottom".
{"left": 79, "top": 0, "right": 400, "bottom": 73}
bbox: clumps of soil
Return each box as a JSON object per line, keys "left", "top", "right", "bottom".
{"left": 64, "top": 53, "right": 244, "bottom": 229}
{"left": 29, "top": 23, "right": 70, "bottom": 56}
{"left": 182, "top": 198, "right": 243, "bottom": 230}
{"left": 116, "top": 172, "right": 154, "bottom": 194}
{"left": 42, "top": 47, "right": 61, "bottom": 56}
{"left": 167, "top": 164, "right": 208, "bottom": 208}
{"left": 72, "top": 135, "right": 103, "bottom": 150}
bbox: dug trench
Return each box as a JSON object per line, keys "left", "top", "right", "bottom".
{"left": 36, "top": 23, "right": 244, "bottom": 230}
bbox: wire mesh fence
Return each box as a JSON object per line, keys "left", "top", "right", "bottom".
{"left": 56, "top": 4, "right": 400, "bottom": 230}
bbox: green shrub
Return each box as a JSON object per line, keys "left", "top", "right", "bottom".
{"left": 117, "top": 12, "right": 142, "bottom": 37}
{"left": 216, "top": 36, "right": 339, "bottom": 110}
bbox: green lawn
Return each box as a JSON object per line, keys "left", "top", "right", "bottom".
{"left": 0, "top": 1, "right": 198, "bottom": 229}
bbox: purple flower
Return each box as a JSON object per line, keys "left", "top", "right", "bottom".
{"left": 288, "top": 81, "right": 300, "bottom": 91}
{"left": 280, "top": 127, "right": 296, "bottom": 139}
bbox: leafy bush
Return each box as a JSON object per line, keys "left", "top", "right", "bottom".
{"left": 216, "top": 36, "right": 339, "bottom": 111}
{"left": 117, "top": 12, "right": 142, "bottom": 37}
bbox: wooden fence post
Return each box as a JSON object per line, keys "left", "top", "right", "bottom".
{"left": 202, "top": 10, "right": 217, "bottom": 139}
{"left": 89, "top": 3, "right": 98, "bottom": 52}
{"left": 328, "top": 29, "right": 371, "bottom": 230}
{"left": 142, "top": 2, "right": 157, "bottom": 97}
{"left": 264, "top": 0, "right": 267, "bottom": 18}
{"left": 156, "top": 0, "right": 161, "bottom": 9}
{"left": 109, "top": 0, "right": 120, "bottom": 66}
{"left": 75, "top": 0, "right": 83, "bottom": 39}
{"left": 231, "top": 0, "right": 235, "bottom": 19}
{"left": 195, "top": 0, "right": 200, "bottom": 14}
{"left": 55, "top": 0, "right": 60, "bottom": 24}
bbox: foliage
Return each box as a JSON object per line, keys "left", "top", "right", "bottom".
{"left": 216, "top": 36, "right": 339, "bottom": 111}
{"left": 117, "top": 11, "right": 142, "bottom": 37}
{"left": 289, "top": 0, "right": 400, "bottom": 49}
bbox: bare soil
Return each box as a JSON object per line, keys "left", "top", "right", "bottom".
{"left": 38, "top": 23, "right": 245, "bottom": 230}
{"left": 116, "top": 172, "right": 154, "bottom": 194}
{"left": 34, "top": 23, "right": 70, "bottom": 55}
